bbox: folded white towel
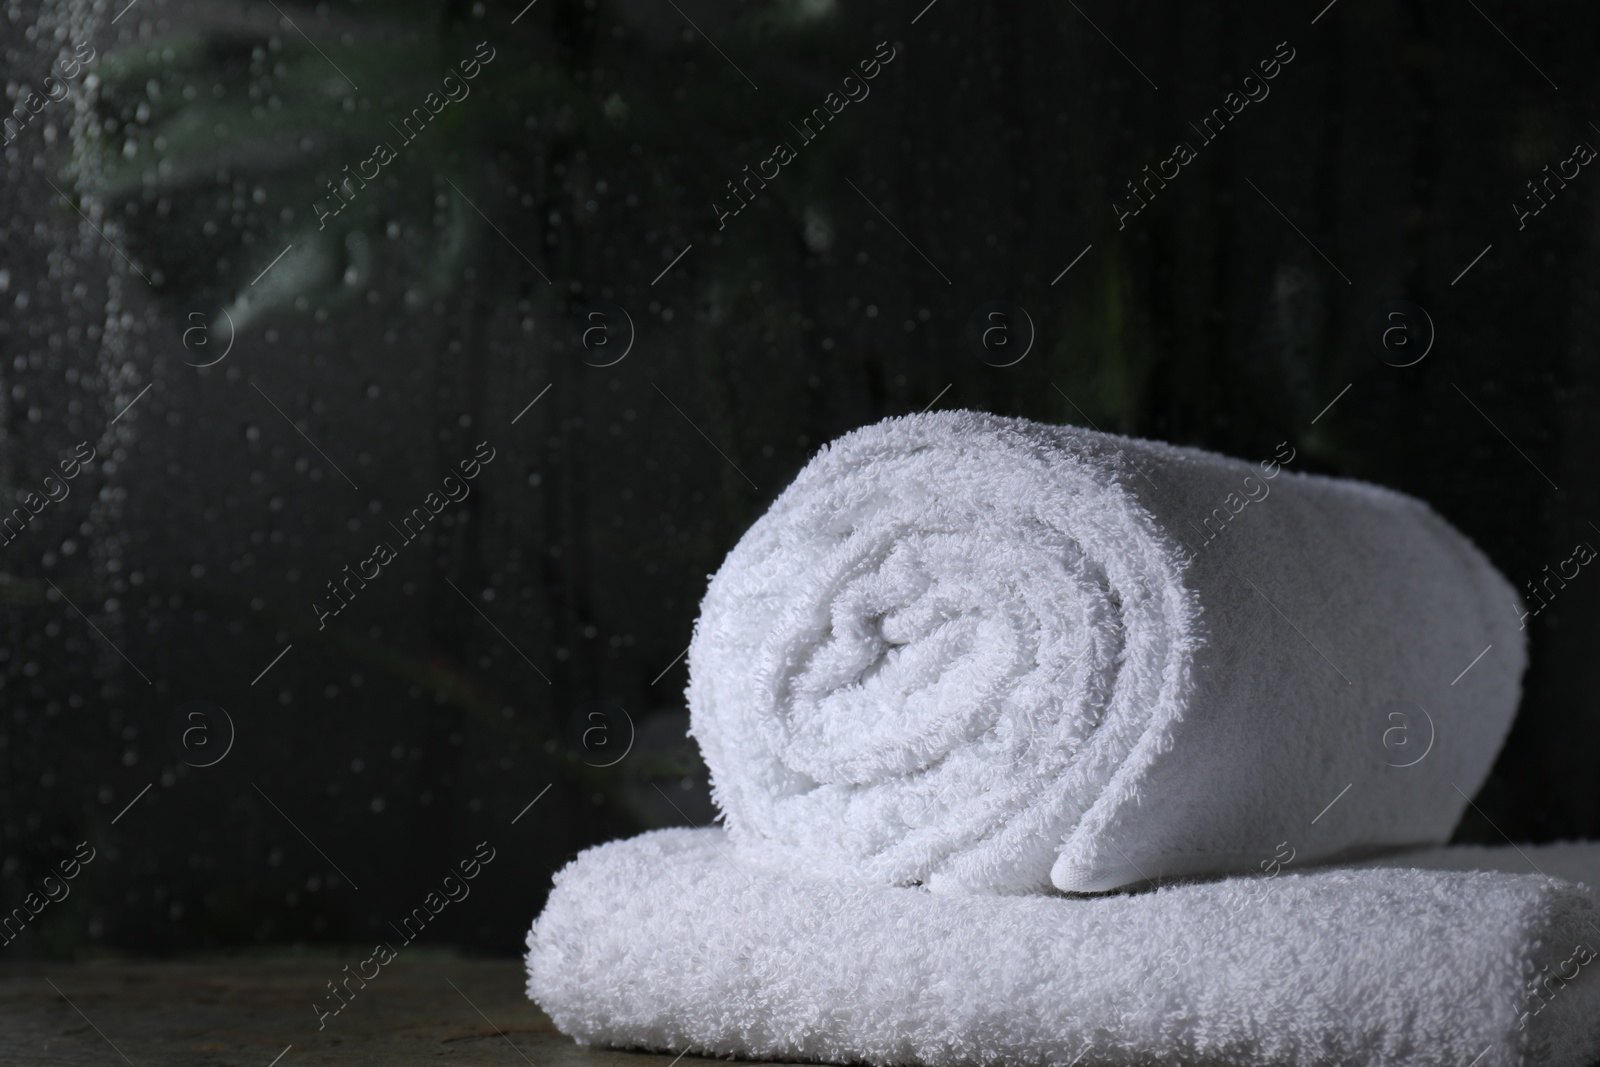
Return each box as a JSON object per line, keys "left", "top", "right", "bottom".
{"left": 688, "top": 411, "right": 1524, "bottom": 893}
{"left": 526, "top": 828, "right": 1600, "bottom": 1067}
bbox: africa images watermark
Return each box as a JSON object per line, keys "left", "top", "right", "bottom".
{"left": 712, "top": 40, "right": 899, "bottom": 231}
{"left": 168, "top": 700, "right": 236, "bottom": 768}
{"left": 1517, "top": 939, "right": 1597, "bottom": 1031}
{"left": 1112, "top": 40, "right": 1298, "bottom": 229}
{"left": 1172, "top": 440, "right": 1298, "bottom": 563}
{"left": 312, "top": 840, "right": 497, "bottom": 1029}
{"left": 1513, "top": 140, "right": 1597, "bottom": 231}
{"left": 1515, "top": 538, "right": 1596, "bottom": 630}
{"left": 1, "top": 442, "right": 97, "bottom": 550}
{"left": 313, "top": 41, "right": 499, "bottom": 230}
{"left": 312, "top": 441, "right": 497, "bottom": 628}
{"left": 2, "top": 42, "right": 96, "bottom": 147}
{"left": 0, "top": 841, "right": 96, "bottom": 948}
{"left": 1378, "top": 698, "right": 1434, "bottom": 769}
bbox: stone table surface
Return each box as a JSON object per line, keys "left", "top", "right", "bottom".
{"left": 0, "top": 958, "right": 768, "bottom": 1067}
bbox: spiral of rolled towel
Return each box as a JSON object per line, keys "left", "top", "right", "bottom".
{"left": 686, "top": 411, "right": 1525, "bottom": 894}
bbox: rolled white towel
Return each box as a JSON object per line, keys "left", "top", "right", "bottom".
{"left": 688, "top": 411, "right": 1525, "bottom": 893}
{"left": 526, "top": 828, "right": 1600, "bottom": 1067}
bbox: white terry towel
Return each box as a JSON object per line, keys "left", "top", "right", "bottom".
{"left": 688, "top": 411, "right": 1525, "bottom": 893}
{"left": 525, "top": 828, "right": 1600, "bottom": 1067}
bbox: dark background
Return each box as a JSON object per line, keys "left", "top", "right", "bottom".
{"left": 0, "top": 0, "right": 1596, "bottom": 958}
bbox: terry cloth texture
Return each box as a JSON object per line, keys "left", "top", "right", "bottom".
{"left": 687, "top": 411, "right": 1525, "bottom": 893}
{"left": 526, "top": 828, "right": 1600, "bottom": 1067}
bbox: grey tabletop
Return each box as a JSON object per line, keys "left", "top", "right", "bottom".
{"left": 0, "top": 958, "right": 774, "bottom": 1067}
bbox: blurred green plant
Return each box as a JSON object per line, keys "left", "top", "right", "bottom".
{"left": 68, "top": 0, "right": 855, "bottom": 331}
{"left": 56, "top": 0, "right": 875, "bottom": 827}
